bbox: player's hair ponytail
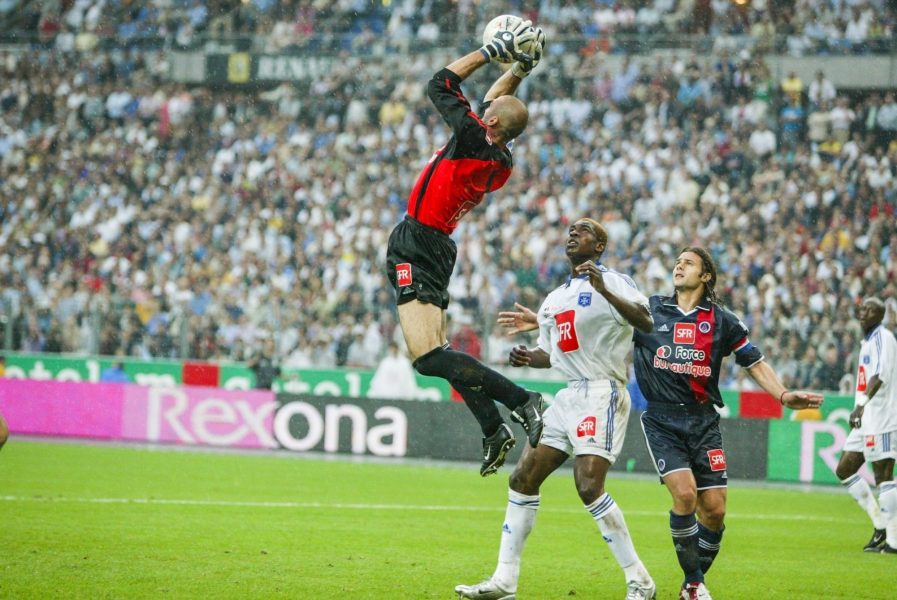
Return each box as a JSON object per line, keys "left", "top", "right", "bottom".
{"left": 681, "top": 246, "right": 720, "bottom": 305}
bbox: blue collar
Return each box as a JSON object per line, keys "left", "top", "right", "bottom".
{"left": 565, "top": 262, "right": 602, "bottom": 287}
{"left": 864, "top": 324, "right": 882, "bottom": 341}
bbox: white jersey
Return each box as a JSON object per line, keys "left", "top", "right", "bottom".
{"left": 856, "top": 324, "right": 897, "bottom": 435}
{"left": 536, "top": 266, "right": 649, "bottom": 385}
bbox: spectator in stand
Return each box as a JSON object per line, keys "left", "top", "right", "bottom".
{"left": 808, "top": 71, "right": 836, "bottom": 108}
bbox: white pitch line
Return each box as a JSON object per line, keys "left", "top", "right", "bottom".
{"left": 0, "top": 495, "right": 852, "bottom": 523}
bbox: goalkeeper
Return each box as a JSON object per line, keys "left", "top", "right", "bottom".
{"left": 385, "top": 20, "right": 546, "bottom": 477}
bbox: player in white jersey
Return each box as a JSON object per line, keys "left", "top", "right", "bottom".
{"left": 834, "top": 297, "right": 897, "bottom": 553}
{"left": 455, "top": 218, "right": 657, "bottom": 600}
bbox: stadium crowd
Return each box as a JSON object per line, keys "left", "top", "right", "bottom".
{"left": 1, "top": 27, "right": 897, "bottom": 393}
{"left": 9, "top": 0, "right": 897, "bottom": 56}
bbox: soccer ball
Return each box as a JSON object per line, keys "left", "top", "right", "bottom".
{"left": 482, "top": 14, "right": 537, "bottom": 63}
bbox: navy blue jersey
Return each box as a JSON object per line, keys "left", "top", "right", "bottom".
{"left": 633, "top": 295, "right": 764, "bottom": 407}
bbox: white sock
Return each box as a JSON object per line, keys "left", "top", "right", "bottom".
{"left": 492, "top": 489, "right": 539, "bottom": 591}
{"left": 586, "top": 493, "right": 652, "bottom": 585}
{"left": 841, "top": 474, "right": 886, "bottom": 529}
{"left": 879, "top": 481, "right": 897, "bottom": 547}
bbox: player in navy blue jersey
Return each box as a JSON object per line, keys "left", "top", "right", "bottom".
{"left": 385, "top": 23, "right": 547, "bottom": 477}
{"left": 634, "top": 247, "right": 823, "bottom": 600}
{"left": 496, "top": 246, "right": 824, "bottom": 600}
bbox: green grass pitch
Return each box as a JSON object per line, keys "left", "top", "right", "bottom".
{"left": 1, "top": 440, "right": 893, "bottom": 599}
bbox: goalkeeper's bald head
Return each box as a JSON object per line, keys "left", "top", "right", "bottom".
{"left": 485, "top": 95, "right": 529, "bottom": 144}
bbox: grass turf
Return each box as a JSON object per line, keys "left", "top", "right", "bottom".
{"left": 1, "top": 440, "right": 893, "bottom": 599}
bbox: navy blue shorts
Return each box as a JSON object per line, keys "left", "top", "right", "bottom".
{"left": 639, "top": 403, "right": 728, "bottom": 490}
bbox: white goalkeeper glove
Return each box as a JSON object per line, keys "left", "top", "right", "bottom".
{"left": 511, "top": 27, "right": 545, "bottom": 79}
{"left": 480, "top": 19, "right": 536, "bottom": 67}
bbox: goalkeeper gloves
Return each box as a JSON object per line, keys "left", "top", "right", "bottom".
{"left": 511, "top": 27, "right": 545, "bottom": 79}
{"left": 480, "top": 19, "right": 536, "bottom": 68}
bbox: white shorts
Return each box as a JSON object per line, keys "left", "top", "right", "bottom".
{"left": 843, "top": 428, "right": 897, "bottom": 462}
{"left": 540, "top": 380, "right": 630, "bottom": 464}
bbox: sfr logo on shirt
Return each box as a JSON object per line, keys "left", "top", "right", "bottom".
{"left": 396, "top": 263, "right": 412, "bottom": 287}
{"left": 577, "top": 416, "right": 596, "bottom": 437}
{"left": 674, "top": 323, "right": 696, "bottom": 345}
{"left": 707, "top": 448, "right": 727, "bottom": 471}
{"left": 555, "top": 310, "right": 580, "bottom": 352}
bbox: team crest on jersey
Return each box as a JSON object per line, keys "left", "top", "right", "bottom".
{"left": 699, "top": 321, "right": 712, "bottom": 334}
{"left": 863, "top": 355, "right": 870, "bottom": 364}
{"left": 578, "top": 292, "right": 592, "bottom": 307}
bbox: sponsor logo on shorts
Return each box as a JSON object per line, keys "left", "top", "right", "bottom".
{"left": 674, "top": 323, "right": 696, "bottom": 345}
{"left": 866, "top": 435, "right": 876, "bottom": 448}
{"left": 578, "top": 292, "right": 592, "bottom": 307}
{"left": 396, "top": 263, "right": 412, "bottom": 287}
{"left": 555, "top": 310, "right": 580, "bottom": 353}
{"left": 577, "top": 416, "right": 596, "bottom": 438}
{"left": 699, "top": 321, "right": 712, "bottom": 334}
{"left": 707, "top": 448, "right": 727, "bottom": 471}
{"left": 657, "top": 459, "right": 666, "bottom": 472}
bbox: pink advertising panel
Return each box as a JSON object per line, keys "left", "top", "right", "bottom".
{"left": 0, "top": 379, "right": 276, "bottom": 449}
{"left": 121, "top": 385, "right": 277, "bottom": 449}
{"left": 0, "top": 379, "right": 124, "bottom": 439}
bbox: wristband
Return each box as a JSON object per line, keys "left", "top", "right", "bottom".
{"left": 856, "top": 392, "right": 869, "bottom": 407}
{"left": 779, "top": 390, "right": 787, "bottom": 405}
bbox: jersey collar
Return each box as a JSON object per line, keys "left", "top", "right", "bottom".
{"left": 663, "top": 293, "right": 713, "bottom": 312}
{"left": 864, "top": 323, "right": 883, "bottom": 341}
{"left": 565, "top": 262, "right": 602, "bottom": 287}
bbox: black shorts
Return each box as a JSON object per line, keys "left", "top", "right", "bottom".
{"left": 386, "top": 216, "right": 457, "bottom": 309}
{"left": 639, "top": 403, "right": 728, "bottom": 490}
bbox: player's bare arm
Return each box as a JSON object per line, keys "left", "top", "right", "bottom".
{"left": 574, "top": 261, "right": 653, "bottom": 333}
{"left": 850, "top": 373, "right": 882, "bottom": 428}
{"left": 445, "top": 50, "right": 491, "bottom": 81}
{"left": 746, "top": 360, "right": 824, "bottom": 410}
{"left": 497, "top": 303, "right": 538, "bottom": 335}
{"left": 509, "top": 345, "right": 550, "bottom": 369}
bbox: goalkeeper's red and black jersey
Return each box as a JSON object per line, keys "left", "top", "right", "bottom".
{"left": 632, "top": 295, "right": 765, "bottom": 408}
{"left": 405, "top": 68, "right": 513, "bottom": 235}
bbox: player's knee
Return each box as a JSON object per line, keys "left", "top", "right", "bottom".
{"left": 700, "top": 505, "right": 726, "bottom": 529}
{"left": 411, "top": 346, "right": 446, "bottom": 376}
{"left": 670, "top": 486, "right": 698, "bottom": 512}
{"left": 835, "top": 455, "right": 861, "bottom": 480}
{"left": 575, "top": 481, "right": 605, "bottom": 505}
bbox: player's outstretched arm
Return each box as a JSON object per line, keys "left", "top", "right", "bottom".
{"left": 746, "top": 361, "right": 824, "bottom": 410}
{"left": 509, "top": 345, "right": 550, "bottom": 369}
{"left": 484, "top": 26, "right": 544, "bottom": 101}
{"left": 444, "top": 50, "right": 491, "bottom": 81}
{"left": 497, "top": 303, "right": 538, "bottom": 335}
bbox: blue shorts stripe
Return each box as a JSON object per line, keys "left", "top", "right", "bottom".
{"left": 606, "top": 381, "right": 618, "bottom": 453}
